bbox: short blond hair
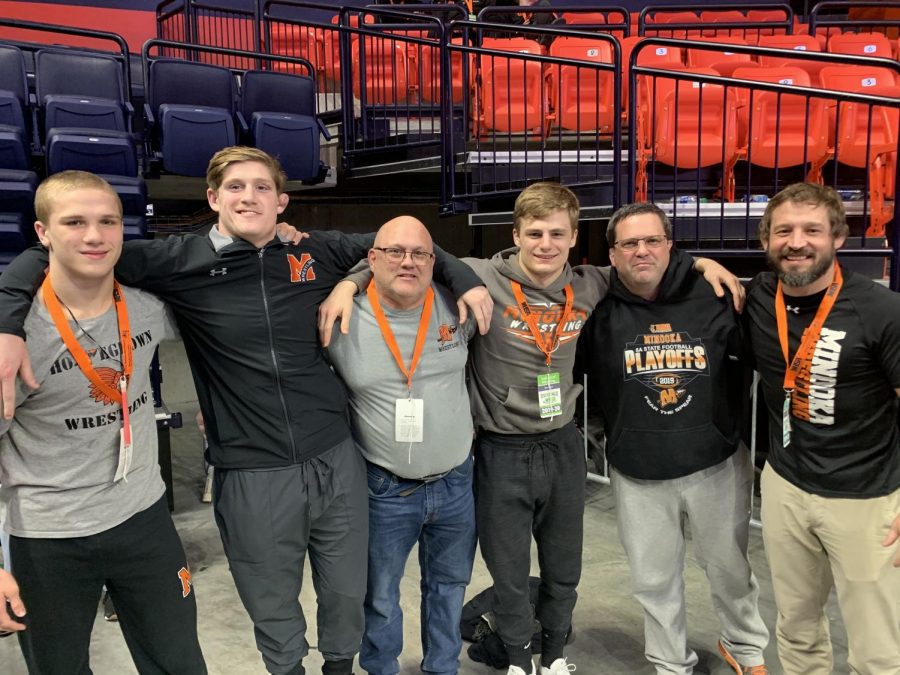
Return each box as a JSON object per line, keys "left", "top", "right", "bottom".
{"left": 758, "top": 183, "right": 848, "bottom": 242}
{"left": 206, "top": 146, "right": 287, "bottom": 194}
{"left": 513, "top": 182, "right": 580, "bottom": 232}
{"left": 35, "top": 171, "right": 122, "bottom": 224}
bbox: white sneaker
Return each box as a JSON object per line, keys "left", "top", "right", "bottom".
{"left": 507, "top": 665, "right": 536, "bottom": 675}
{"left": 541, "top": 658, "right": 576, "bottom": 674}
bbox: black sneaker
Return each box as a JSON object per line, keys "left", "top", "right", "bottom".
{"left": 468, "top": 633, "right": 511, "bottom": 669}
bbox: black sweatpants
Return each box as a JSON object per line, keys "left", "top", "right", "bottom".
{"left": 474, "top": 422, "right": 586, "bottom": 648}
{"left": 213, "top": 437, "right": 369, "bottom": 675}
{"left": 10, "top": 495, "right": 206, "bottom": 675}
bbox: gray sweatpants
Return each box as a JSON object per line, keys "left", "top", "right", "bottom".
{"left": 213, "top": 437, "right": 369, "bottom": 675}
{"left": 611, "top": 448, "right": 769, "bottom": 675}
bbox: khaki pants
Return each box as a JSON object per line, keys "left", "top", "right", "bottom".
{"left": 761, "top": 463, "right": 900, "bottom": 675}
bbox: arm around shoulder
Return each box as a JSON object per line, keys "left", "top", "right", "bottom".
{"left": 0, "top": 246, "right": 49, "bottom": 338}
{"left": 114, "top": 236, "right": 198, "bottom": 291}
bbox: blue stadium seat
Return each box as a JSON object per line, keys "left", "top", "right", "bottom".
{"left": 101, "top": 174, "right": 148, "bottom": 239}
{"left": 36, "top": 49, "right": 137, "bottom": 177}
{"left": 239, "top": 70, "right": 330, "bottom": 183}
{"left": 146, "top": 58, "right": 237, "bottom": 177}
{"left": 36, "top": 49, "right": 130, "bottom": 134}
{"left": 0, "top": 124, "right": 29, "bottom": 170}
{"left": 46, "top": 127, "right": 137, "bottom": 176}
{"left": 0, "top": 167, "right": 35, "bottom": 270}
{"left": 0, "top": 214, "right": 28, "bottom": 253}
{"left": 0, "top": 169, "right": 38, "bottom": 228}
{"left": 44, "top": 96, "right": 127, "bottom": 134}
{"left": 0, "top": 45, "right": 29, "bottom": 132}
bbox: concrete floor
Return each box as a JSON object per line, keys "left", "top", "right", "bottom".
{"left": 0, "top": 339, "right": 850, "bottom": 675}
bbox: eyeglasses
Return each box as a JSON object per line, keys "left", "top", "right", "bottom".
{"left": 372, "top": 247, "right": 435, "bottom": 265}
{"left": 614, "top": 235, "right": 669, "bottom": 252}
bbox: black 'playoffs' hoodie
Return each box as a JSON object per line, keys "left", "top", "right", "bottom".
{"left": 575, "top": 249, "right": 747, "bottom": 480}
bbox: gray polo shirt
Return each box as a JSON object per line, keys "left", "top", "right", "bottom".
{"left": 327, "top": 283, "right": 474, "bottom": 479}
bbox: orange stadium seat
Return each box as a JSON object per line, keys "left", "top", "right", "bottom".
{"left": 757, "top": 34, "right": 826, "bottom": 83}
{"left": 820, "top": 65, "right": 900, "bottom": 236}
{"left": 745, "top": 10, "right": 797, "bottom": 41}
{"left": 636, "top": 67, "right": 739, "bottom": 201}
{"left": 351, "top": 34, "right": 409, "bottom": 105}
{"left": 560, "top": 12, "right": 607, "bottom": 27}
{"left": 547, "top": 37, "right": 616, "bottom": 133}
{"left": 731, "top": 65, "right": 810, "bottom": 122}
{"left": 731, "top": 66, "right": 828, "bottom": 182}
{"left": 828, "top": 32, "right": 894, "bottom": 60}
{"left": 619, "top": 36, "right": 683, "bottom": 121}
{"left": 699, "top": 10, "right": 747, "bottom": 39}
{"left": 652, "top": 11, "right": 702, "bottom": 39}
{"left": 267, "top": 25, "right": 328, "bottom": 88}
{"left": 687, "top": 36, "right": 753, "bottom": 76}
{"left": 323, "top": 13, "right": 375, "bottom": 87}
{"left": 419, "top": 37, "right": 466, "bottom": 104}
{"left": 475, "top": 38, "right": 546, "bottom": 134}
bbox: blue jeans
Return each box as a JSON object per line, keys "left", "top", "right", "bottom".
{"left": 360, "top": 454, "right": 477, "bottom": 675}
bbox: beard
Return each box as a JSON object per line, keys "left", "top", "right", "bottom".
{"left": 767, "top": 246, "right": 835, "bottom": 288}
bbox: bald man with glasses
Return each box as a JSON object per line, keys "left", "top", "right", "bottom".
{"left": 326, "top": 216, "right": 478, "bottom": 675}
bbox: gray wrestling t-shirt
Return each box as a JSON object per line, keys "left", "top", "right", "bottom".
{"left": 0, "top": 286, "right": 176, "bottom": 538}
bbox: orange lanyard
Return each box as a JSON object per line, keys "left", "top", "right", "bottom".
{"left": 367, "top": 280, "right": 434, "bottom": 392}
{"left": 510, "top": 281, "right": 574, "bottom": 367}
{"left": 775, "top": 263, "right": 843, "bottom": 393}
{"left": 41, "top": 277, "right": 134, "bottom": 439}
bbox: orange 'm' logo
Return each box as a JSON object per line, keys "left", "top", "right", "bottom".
{"left": 287, "top": 253, "right": 317, "bottom": 283}
{"left": 438, "top": 324, "right": 458, "bottom": 344}
{"left": 89, "top": 367, "right": 123, "bottom": 405}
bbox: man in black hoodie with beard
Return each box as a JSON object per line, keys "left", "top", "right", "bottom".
{"left": 575, "top": 202, "right": 770, "bottom": 675}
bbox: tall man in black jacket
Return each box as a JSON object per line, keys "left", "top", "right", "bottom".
{"left": 0, "top": 147, "right": 492, "bottom": 675}
{"left": 576, "top": 203, "right": 769, "bottom": 675}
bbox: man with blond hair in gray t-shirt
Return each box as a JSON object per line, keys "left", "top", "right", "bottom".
{"left": 326, "top": 216, "right": 476, "bottom": 675}
{"left": 0, "top": 171, "right": 206, "bottom": 674}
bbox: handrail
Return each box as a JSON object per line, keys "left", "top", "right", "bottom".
{"left": 335, "top": 5, "right": 447, "bottom": 180}
{"left": 638, "top": 3, "right": 794, "bottom": 36}
{"left": 188, "top": 0, "right": 261, "bottom": 55}
{"left": 477, "top": 4, "right": 630, "bottom": 35}
{"left": 156, "top": 0, "right": 191, "bottom": 43}
{"left": 141, "top": 37, "right": 315, "bottom": 89}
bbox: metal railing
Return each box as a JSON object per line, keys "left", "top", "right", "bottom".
{"left": 638, "top": 3, "right": 795, "bottom": 40}
{"left": 0, "top": 18, "right": 132, "bottom": 93}
{"left": 261, "top": 1, "right": 344, "bottom": 116}
{"left": 157, "top": 0, "right": 190, "bottom": 52}
{"left": 187, "top": 0, "right": 261, "bottom": 68}
{"left": 141, "top": 38, "right": 317, "bottom": 172}
{"left": 809, "top": 1, "right": 900, "bottom": 45}
{"left": 477, "top": 4, "right": 631, "bottom": 36}
{"left": 442, "top": 20, "right": 623, "bottom": 215}
{"left": 628, "top": 37, "right": 900, "bottom": 288}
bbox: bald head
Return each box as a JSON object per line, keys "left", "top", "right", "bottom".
{"left": 374, "top": 216, "right": 433, "bottom": 248}
{"left": 368, "top": 216, "right": 436, "bottom": 310}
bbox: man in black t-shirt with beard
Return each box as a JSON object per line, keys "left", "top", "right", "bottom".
{"left": 746, "top": 183, "right": 900, "bottom": 675}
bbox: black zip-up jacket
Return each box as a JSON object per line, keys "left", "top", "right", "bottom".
{"left": 0, "top": 229, "right": 484, "bottom": 469}
{"left": 575, "top": 249, "right": 747, "bottom": 480}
